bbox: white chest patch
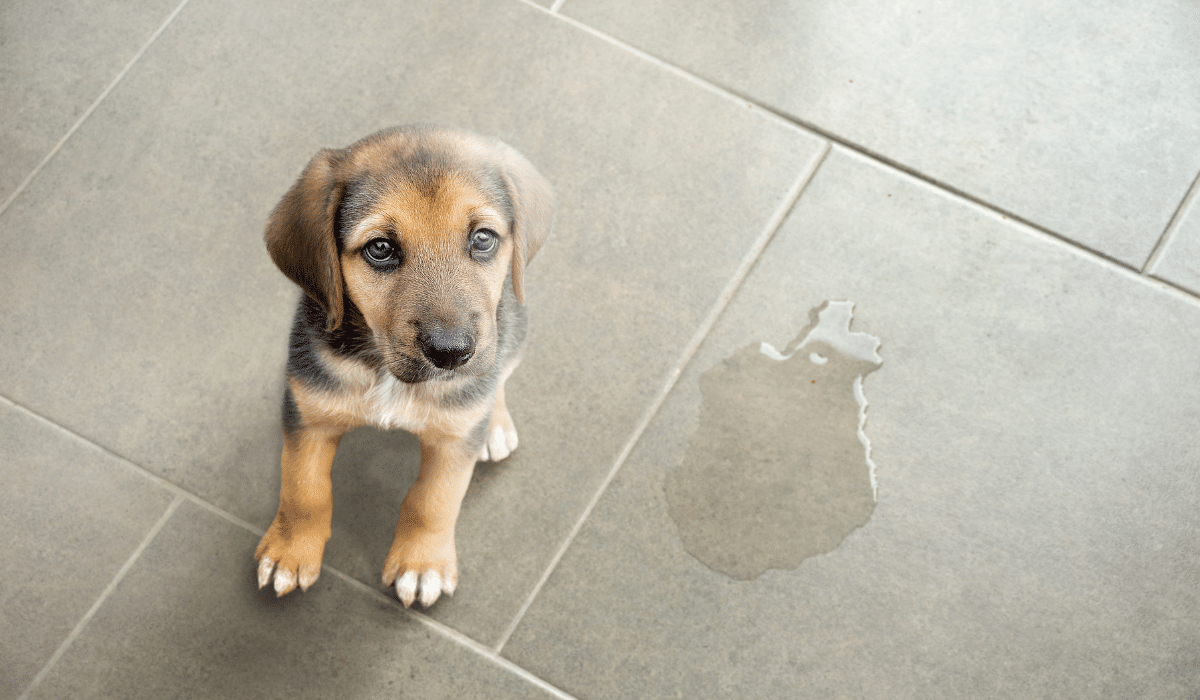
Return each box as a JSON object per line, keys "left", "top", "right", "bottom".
{"left": 316, "top": 346, "right": 487, "bottom": 436}
{"left": 362, "top": 372, "right": 439, "bottom": 432}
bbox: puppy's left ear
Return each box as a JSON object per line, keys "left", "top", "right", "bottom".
{"left": 493, "top": 142, "right": 554, "bottom": 305}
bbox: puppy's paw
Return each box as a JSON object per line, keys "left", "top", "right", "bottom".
{"left": 381, "top": 529, "right": 458, "bottom": 608}
{"left": 255, "top": 520, "right": 327, "bottom": 597}
{"left": 477, "top": 409, "right": 518, "bottom": 463}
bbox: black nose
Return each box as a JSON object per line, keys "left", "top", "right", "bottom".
{"left": 418, "top": 328, "right": 476, "bottom": 370}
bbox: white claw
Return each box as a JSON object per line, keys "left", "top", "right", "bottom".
{"left": 481, "top": 424, "right": 519, "bottom": 462}
{"left": 257, "top": 558, "right": 275, "bottom": 589}
{"left": 491, "top": 426, "right": 510, "bottom": 461}
{"left": 298, "top": 564, "right": 320, "bottom": 592}
{"left": 273, "top": 566, "right": 296, "bottom": 596}
{"left": 419, "top": 571, "right": 443, "bottom": 608}
{"left": 442, "top": 572, "right": 457, "bottom": 597}
{"left": 396, "top": 570, "right": 418, "bottom": 607}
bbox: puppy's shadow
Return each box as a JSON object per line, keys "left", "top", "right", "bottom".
{"left": 325, "top": 427, "right": 423, "bottom": 587}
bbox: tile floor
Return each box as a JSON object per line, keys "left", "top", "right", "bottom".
{"left": 2, "top": 1, "right": 1198, "bottom": 698}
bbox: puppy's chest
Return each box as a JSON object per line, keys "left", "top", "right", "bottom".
{"left": 360, "top": 374, "right": 440, "bottom": 432}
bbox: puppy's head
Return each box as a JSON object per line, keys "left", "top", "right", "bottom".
{"left": 265, "top": 125, "right": 553, "bottom": 382}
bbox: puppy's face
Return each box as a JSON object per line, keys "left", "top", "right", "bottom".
{"left": 340, "top": 169, "right": 512, "bottom": 383}
{"left": 265, "top": 126, "right": 554, "bottom": 385}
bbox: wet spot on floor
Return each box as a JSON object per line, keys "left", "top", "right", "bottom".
{"left": 666, "top": 301, "right": 883, "bottom": 580}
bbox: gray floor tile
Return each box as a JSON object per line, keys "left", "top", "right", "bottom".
{"left": 0, "top": 0, "right": 825, "bottom": 645}
{"left": 0, "top": 0, "right": 180, "bottom": 204}
{"left": 26, "top": 500, "right": 564, "bottom": 700}
{"left": 1151, "top": 183, "right": 1200, "bottom": 295}
{"left": 502, "top": 149, "right": 1200, "bottom": 698}
{"left": 0, "top": 401, "right": 174, "bottom": 700}
{"left": 562, "top": 0, "right": 1200, "bottom": 267}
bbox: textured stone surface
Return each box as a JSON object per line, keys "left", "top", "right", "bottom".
{"left": 503, "top": 151, "right": 1200, "bottom": 699}
{"left": 0, "top": 403, "right": 173, "bottom": 698}
{"left": 0, "top": 0, "right": 823, "bottom": 647}
{"left": 563, "top": 0, "right": 1200, "bottom": 267}
{"left": 0, "top": 0, "right": 179, "bottom": 203}
{"left": 28, "top": 502, "right": 562, "bottom": 700}
{"left": 1151, "top": 186, "right": 1200, "bottom": 295}
{"left": 6, "top": 1, "right": 1199, "bottom": 697}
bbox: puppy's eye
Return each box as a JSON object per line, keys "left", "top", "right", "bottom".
{"left": 470, "top": 229, "right": 498, "bottom": 257}
{"left": 363, "top": 238, "right": 397, "bottom": 266}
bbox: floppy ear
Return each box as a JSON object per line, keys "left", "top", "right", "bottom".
{"left": 264, "top": 148, "right": 348, "bottom": 331}
{"left": 493, "top": 142, "right": 554, "bottom": 305}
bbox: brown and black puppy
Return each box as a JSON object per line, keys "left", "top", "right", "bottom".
{"left": 256, "top": 125, "right": 553, "bottom": 608}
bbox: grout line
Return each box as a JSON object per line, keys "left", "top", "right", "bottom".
{"left": 492, "top": 142, "right": 832, "bottom": 654}
{"left": 0, "top": 0, "right": 192, "bottom": 219}
{"left": 1142, "top": 168, "right": 1200, "bottom": 275}
{"left": 831, "top": 145, "right": 1200, "bottom": 310}
{"left": 517, "top": 0, "right": 808, "bottom": 138}
{"left": 18, "top": 496, "right": 184, "bottom": 700}
{"left": 0, "top": 393, "right": 265, "bottom": 536}
{"left": 0, "top": 392, "right": 572, "bottom": 697}
{"left": 323, "top": 568, "right": 582, "bottom": 700}
{"left": 407, "top": 611, "right": 582, "bottom": 700}
{"left": 5, "top": 0, "right": 1196, "bottom": 688}
{"left": 517, "top": 0, "right": 1200, "bottom": 306}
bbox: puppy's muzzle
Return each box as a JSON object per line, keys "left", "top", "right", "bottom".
{"left": 418, "top": 328, "right": 476, "bottom": 370}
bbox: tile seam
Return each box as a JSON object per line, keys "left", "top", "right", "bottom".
{"left": 0, "top": 0, "right": 193, "bottom": 219}
{"left": 322, "top": 568, "right": 582, "bottom": 700}
{"left": 3, "top": 0, "right": 1193, "bottom": 685}
{"left": 514, "top": 0, "right": 808, "bottom": 137}
{"left": 17, "top": 496, "right": 184, "bottom": 700}
{"left": 519, "top": 0, "right": 1200, "bottom": 306}
{"left": 831, "top": 146, "right": 1200, "bottom": 310}
{"left": 0, "top": 392, "right": 573, "bottom": 699}
{"left": 0, "top": 393, "right": 265, "bottom": 535}
{"left": 491, "top": 142, "right": 832, "bottom": 655}
{"left": 1142, "top": 168, "right": 1200, "bottom": 275}
{"left": 691, "top": 83, "right": 1200, "bottom": 302}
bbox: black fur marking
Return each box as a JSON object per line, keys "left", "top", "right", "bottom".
{"left": 403, "top": 147, "right": 453, "bottom": 201}
{"left": 390, "top": 355, "right": 438, "bottom": 384}
{"left": 336, "top": 176, "right": 384, "bottom": 246}
{"left": 282, "top": 383, "right": 303, "bottom": 435}
{"left": 286, "top": 295, "right": 380, "bottom": 392}
{"left": 440, "top": 371, "right": 498, "bottom": 409}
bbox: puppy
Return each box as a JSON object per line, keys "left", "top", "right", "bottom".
{"left": 255, "top": 125, "right": 553, "bottom": 608}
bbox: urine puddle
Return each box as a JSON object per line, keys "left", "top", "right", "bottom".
{"left": 666, "top": 301, "right": 883, "bottom": 580}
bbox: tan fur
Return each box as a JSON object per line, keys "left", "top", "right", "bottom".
{"left": 338, "top": 178, "right": 510, "bottom": 381}
{"left": 255, "top": 426, "right": 342, "bottom": 595}
{"left": 256, "top": 126, "right": 553, "bottom": 608}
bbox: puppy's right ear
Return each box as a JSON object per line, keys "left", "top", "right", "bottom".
{"left": 264, "top": 148, "right": 348, "bottom": 331}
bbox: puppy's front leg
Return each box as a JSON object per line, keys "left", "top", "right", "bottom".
{"left": 477, "top": 357, "right": 521, "bottom": 463}
{"left": 256, "top": 426, "right": 343, "bottom": 596}
{"left": 382, "top": 431, "right": 478, "bottom": 608}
